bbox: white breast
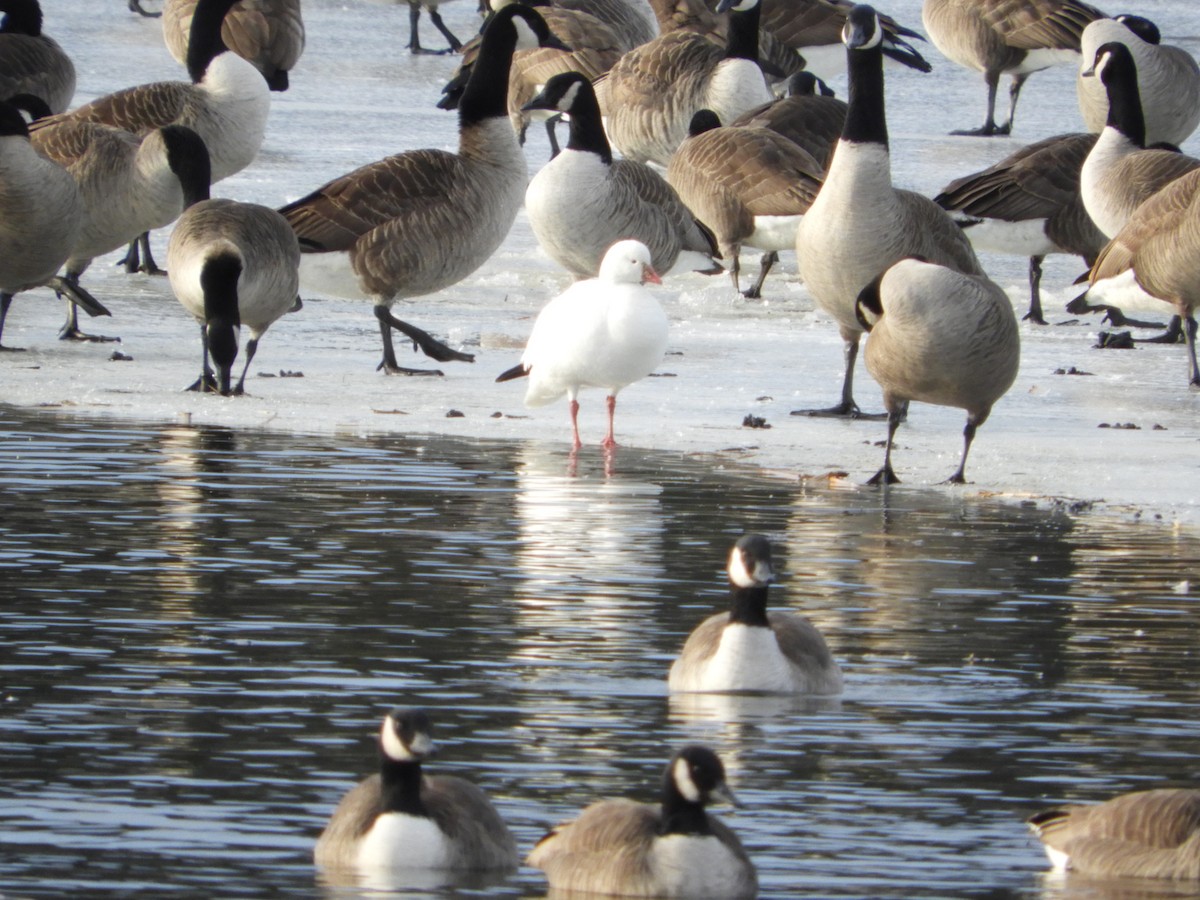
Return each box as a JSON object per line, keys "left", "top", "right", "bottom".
{"left": 704, "top": 59, "right": 773, "bottom": 126}
{"left": 1080, "top": 129, "right": 1136, "bottom": 238}
{"left": 355, "top": 812, "right": 454, "bottom": 869}
{"left": 649, "top": 833, "right": 753, "bottom": 898}
{"left": 696, "top": 623, "right": 797, "bottom": 693}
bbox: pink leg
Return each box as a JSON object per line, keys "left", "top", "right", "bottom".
{"left": 569, "top": 399, "right": 583, "bottom": 450}
{"left": 601, "top": 394, "right": 618, "bottom": 449}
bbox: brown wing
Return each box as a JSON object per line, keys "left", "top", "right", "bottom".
{"left": 44, "top": 81, "right": 192, "bottom": 136}
{"left": 527, "top": 799, "right": 659, "bottom": 892}
{"left": 313, "top": 774, "right": 384, "bottom": 867}
{"left": 769, "top": 610, "right": 838, "bottom": 672}
{"left": 423, "top": 774, "right": 518, "bottom": 869}
{"left": 979, "top": 0, "right": 1106, "bottom": 50}
{"left": 280, "top": 149, "right": 464, "bottom": 252}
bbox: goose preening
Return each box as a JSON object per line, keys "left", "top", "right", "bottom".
{"left": 0, "top": 0, "right": 76, "bottom": 114}
{"left": 667, "top": 109, "right": 823, "bottom": 298}
{"left": 856, "top": 258, "right": 1020, "bottom": 485}
{"left": 34, "top": 0, "right": 271, "bottom": 274}
{"left": 934, "top": 132, "right": 1106, "bottom": 324}
{"left": 522, "top": 72, "right": 720, "bottom": 279}
{"left": 601, "top": 0, "right": 774, "bottom": 167}
{"left": 0, "top": 98, "right": 108, "bottom": 351}
{"left": 1077, "top": 15, "right": 1200, "bottom": 149}
{"left": 921, "top": 0, "right": 1107, "bottom": 136}
{"left": 794, "top": 4, "right": 983, "bottom": 419}
{"left": 167, "top": 194, "right": 301, "bottom": 396}
{"left": 314, "top": 708, "right": 519, "bottom": 871}
{"left": 730, "top": 70, "right": 846, "bottom": 170}
{"left": 280, "top": 4, "right": 565, "bottom": 375}
{"left": 668, "top": 534, "right": 843, "bottom": 694}
{"left": 526, "top": 745, "right": 757, "bottom": 898}
{"left": 1082, "top": 168, "right": 1200, "bottom": 389}
{"left": 495, "top": 240, "right": 668, "bottom": 450}
{"left": 1028, "top": 788, "right": 1200, "bottom": 879}
{"left": 162, "top": 0, "right": 305, "bottom": 92}
{"left": 758, "top": 0, "right": 931, "bottom": 79}
{"left": 27, "top": 116, "right": 211, "bottom": 342}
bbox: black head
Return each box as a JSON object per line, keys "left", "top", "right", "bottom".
{"left": 380, "top": 708, "right": 436, "bottom": 763}
{"left": 5, "top": 92, "right": 51, "bottom": 122}
{"left": 727, "top": 533, "right": 774, "bottom": 588}
{"left": 843, "top": 4, "right": 882, "bottom": 51}
{"left": 1086, "top": 40, "right": 1137, "bottom": 83}
{"left": 786, "top": 71, "right": 834, "bottom": 98}
{"left": 522, "top": 71, "right": 591, "bottom": 114}
{"left": 688, "top": 108, "right": 722, "bottom": 137}
{"left": 501, "top": 3, "right": 570, "bottom": 53}
{"left": 0, "top": 1, "right": 43, "bottom": 37}
{"left": 1115, "top": 14, "right": 1160, "bottom": 45}
{"left": 664, "top": 745, "right": 737, "bottom": 808}
{"left": 199, "top": 251, "right": 243, "bottom": 396}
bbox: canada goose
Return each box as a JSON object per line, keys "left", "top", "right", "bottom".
{"left": 0, "top": 99, "right": 108, "bottom": 351}
{"left": 162, "top": 0, "right": 305, "bottom": 92}
{"left": 668, "top": 109, "right": 823, "bottom": 298}
{"left": 405, "top": 0, "right": 468, "bottom": 54}
{"left": 557, "top": 0, "right": 658, "bottom": 52}
{"left": 1077, "top": 15, "right": 1200, "bottom": 149}
{"left": 496, "top": 240, "right": 668, "bottom": 449}
{"left": 1082, "top": 167, "right": 1200, "bottom": 388}
{"left": 0, "top": 0, "right": 76, "bottom": 114}
{"left": 794, "top": 4, "right": 983, "bottom": 418}
{"left": 730, "top": 71, "right": 846, "bottom": 170}
{"left": 601, "top": 0, "right": 774, "bottom": 167}
{"left": 280, "top": 5, "right": 564, "bottom": 375}
{"left": 27, "top": 118, "right": 211, "bottom": 342}
{"left": 526, "top": 744, "right": 757, "bottom": 898}
{"left": 1028, "top": 789, "right": 1200, "bottom": 878}
{"left": 314, "top": 708, "right": 519, "bottom": 871}
{"left": 34, "top": 0, "right": 271, "bottom": 274}
{"left": 167, "top": 194, "right": 301, "bottom": 396}
{"left": 522, "top": 72, "right": 720, "bottom": 279}
{"left": 856, "top": 258, "right": 1020, "bottom": 484}
{"left": 1079, "top": 41, "right": 1200, "bottom": 242}
{"left": 934, "top": 132, "right": 1107, "bottom": 324}
{"left": 922, "top": 0, "right": 1107, "bottom": 136}
{"left": 757, "top": 0, "right": 931, "bottom": 79}
{"left": 668, "top": 533, "right": 843, "bottom": 694}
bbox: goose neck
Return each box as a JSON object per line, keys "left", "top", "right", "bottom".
{"left": 1104, "top": 67, "right": 1146, "bottom": 148}
{"left": 564, "top": 91, "right": 612, "bottom": 163}
{"left": 187, "top": 0, "right": 236, "bottom": 84}
{"left": 725, "top": 3, "right": 760, "bottom": 63}
{"left": 380, "top": 757, "right": 427, "bottom": 816}
{"left": 728, "top": 584, "right": 770, "bottom": 627}
{"left": 459, "top": 21, "right": 519, "bottom": 126}
{"left": 842, "top": 44, "right": 888, "bottom": 147}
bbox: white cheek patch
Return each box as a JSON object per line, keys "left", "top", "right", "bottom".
{"left": 728, "top": 548, "right": 756, "bottom": 588}
{"left": 512, "top": 17, "right": 539, "bottom": 51}
{"left": 673, "top": 758, "right": 701, "bottom": 803}
{"left": 559, "top": 81, "right": 582, "bottom": 113}
{"left": 380, "top": 716, "right": 414, "bottom": 761}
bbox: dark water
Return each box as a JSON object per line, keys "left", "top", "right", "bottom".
{"left": 1, "top": 404, "right": 1198, "bottom": 899}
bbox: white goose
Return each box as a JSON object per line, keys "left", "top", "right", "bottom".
{"left": 496, "top": 240, "right": 669, "bottom": 450}
{"left": 280, "top": 4, "right": 566, "bottom": 375}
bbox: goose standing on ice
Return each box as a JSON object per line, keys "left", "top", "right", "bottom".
{"left": 1076, "top": 14, "right": 1200, "bottom": 149}
{"left": 601, "top": 0, "right": 774, "bottom": 167}
{"left": 795, "top": 4, "right": 983, "bottom": 419}
{"left": 281, "top": 5, "right": 566, "bottom": 376}
{"left": 668, "top": 109, "right": 823, "bottom": 298}
{"left": 161, "top": 0, "right": 305, "bottom": 92}
{"left": 34, "top": 0, "right": 272, "bottom": 274}
{"left": 669, "top": 533, "right": 843, "bottom": 694}
{"left": 27, "top": 115, "right": 212, "bottom": 342}
{"left": 526, "top": 745, "right": 756, "bottom": 898}
{"left": 934, "top": 132, "right": 1106, "bottom": 324}
{"left": 522, "top": 72, "right": 720, "bottom": 280}
{"left": 314, "top": 708, "right": 519, "bottom": 871}
{"left": 0, "top": 0, "right": 75, "bottom": 113}
{"left": 856, "top": 258, "right": 1020, "bottom": 485}
{"left": 0, "top": 99, "right": 108, "bottom": 351}
{"left": 1028, "top": 788, "right": 1200, "bottom": 878}
{"left": 496, "top": 240, "right": 668, "bottom": 450}
{"left": 921, "top": 0, "right": 1107, "bottom": 136}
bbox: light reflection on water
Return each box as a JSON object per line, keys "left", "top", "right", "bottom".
{"left": 1, "top": 405, "right": 1198, "bottom": 899}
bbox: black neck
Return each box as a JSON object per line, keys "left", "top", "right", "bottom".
{"left": 0, "top": 0, "right": 41, "bottom": 36}
{"left": 565, "top": 87, "right": 612, "bottom": 164}
{"left": 842, "top": 41, "right": 888, "bottom": 147}
{"left": 187, "top": 0, "right": 235, "bottom": 84}
{"left": 1104, "top": 62, "right": 1146, "bottom": 148}
{"left": 728, "top": 584, "right": 770, "bottom": 627}
{"left": 459, "top": 15, "right": 520, "bottom": 127}
{"left": 201, "top": 253, "right": 241, "bottom": 328}
{"left": 379, "top": 757, "right": 427, "bottom": 816}
{"left": 658, "top": 788, "right": 712, "bottom": 837}
{"left": 161, "top": 126, "right": 212, "bottom": 210}
{"left": 725, "top": 3, "right": 760, "bottom": 63}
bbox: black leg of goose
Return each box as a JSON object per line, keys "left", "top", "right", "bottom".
{"left": 952, "top": 72, "right": 1002, "bottom": 136}
{"left": 867, "top": 404, "right": 904, "bottom": 485}
{"left": 1134, "top": 314, "right": 1185, "bottom": 344}
{"left": 792, "top": 334, "right": 887, "bottom": 419}
{"left": 185, "top": 323, "right": 219, "bottom": 393}
{"left": 118, "top": 238, "right": 141, "bottom": 274}
{"left": 137, "top": 233, "right": 166, "bottom": 276}
{"left": 428, "top": 9, "right": 463, "bottom": 53}
{"left": 1185, "top": 315, "right": 1200, "bottom": 388}
{"left": 1000, "top": 74, "right": 1029, "bottom": 137}
{"left": 54, "top": 274, "right": 120, "bottom": 342}
{"left": 128, "top": 0, "right": 161, "bottom": 17}
{"left": 0, "top": 292, "right": 25, "bottom": 352}
{"left": 944, "top": 420, "right": 978, "bottom": 485}
{"left": 233, "top": 337, "right": 260, "bottom": 396}
{"left": 728, "top": 253, "right": 742, "bottom": 296}
{"left": 1023, "top": 256, "right": 1046, "bottom": 325}
{"left": 1101, "top": 307, "right": 1169, "bottom": 330}
{"left": 743, "top": 251, "right": 777, "bottom": 300}
{"left": 374, "top": 307, "right": 449, "bottom": 376}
